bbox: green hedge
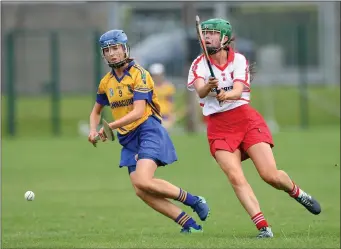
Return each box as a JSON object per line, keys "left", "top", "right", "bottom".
{"left": 2, "top": 85, "right": 339, "bottom": 137}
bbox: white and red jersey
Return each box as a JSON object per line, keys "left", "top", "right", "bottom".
{"left": 187, "top": 48, "right": 251, "bottom": 116}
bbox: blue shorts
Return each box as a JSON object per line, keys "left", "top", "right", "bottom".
{"left": 117, "top": 115, "right": 178, "bottom": 174}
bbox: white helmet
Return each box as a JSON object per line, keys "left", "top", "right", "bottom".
{"left": 149, "top": 63, "right": 165, "bottom": 75}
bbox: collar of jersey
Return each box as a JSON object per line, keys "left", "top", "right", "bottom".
{"left": 209, "top": 47, "right": 235, "bottom": 71}
{"left": 111, "top": 60, "right": 135, "bottom": 82}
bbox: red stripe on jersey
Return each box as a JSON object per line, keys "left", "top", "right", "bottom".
{"left": 233, "top": 79, "right": 250, "bottom": 88}
{"left": 192, "top": 54, "right": 204, "bottom": 78}
{"left": 239, "top": 98, "right": 250, "bottom": 102}
{"left": 188, "top": 76, "right": 204, "bottom": 86}
{"left": 233, "top": 53, "right": 250, "bottom": 87}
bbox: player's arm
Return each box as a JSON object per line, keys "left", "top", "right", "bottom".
{"left": 193, "top": 77, "right": 219, "bottom": 98}
{"left": 216, "top": 82, "right": 244, "bottom": 101}
{"left": 88, "top": 81, "right": 110, "bottom": 143}
{"left": 89, "top": 103, "right": 105, "bottom": 131}
{"left": 187, "top": 59, "right": 218, "bottom": 98}
{"left": 90, "top": 79, "right": 110, "bottom": 131}
{"left": 108, "top": 100, "right": 146, "bottom": 130}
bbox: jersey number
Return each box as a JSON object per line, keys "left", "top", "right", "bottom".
{"left": 119, "top": 90, "right": 122, "bottom": 97}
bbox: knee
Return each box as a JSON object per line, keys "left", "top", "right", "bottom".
{"left": 228, "top": 172, "right": 248, "bottom": 187}
{"left": 260, "top": 169, "right": 281, "bottom": 186}
{"left": 134, "top": 187, "right": 145, "bottom": 199}
{"left": 134, "top": 179, "right": 154, "bottom": 193}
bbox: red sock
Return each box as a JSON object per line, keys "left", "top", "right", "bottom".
{"left": 251, "top": 212, "right": 269, "bottom": 230}
{"left": 288, "top": 181, "right": 300, "bottom": 198}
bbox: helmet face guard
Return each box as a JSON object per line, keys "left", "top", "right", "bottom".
{"left": 201, "top": 18, "right": 233, "bottom": 55}
{"left": 101, "top": 43, "right": 130, "bottom": 69}
{"left": 99, "top": 30, "right": 130, "bottom": 69}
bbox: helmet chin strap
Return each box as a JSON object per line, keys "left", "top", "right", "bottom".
{"left": 207, "top": 34, "right": 230, "bottom": 55}
{"left": 109, "top": 58, "right": 128, "bottom": 69}
{"left": 207, "top": 46, "right": 220, "bottom": 55}
{"left": 105, "top": 44, "right": 130, "bottom": 69}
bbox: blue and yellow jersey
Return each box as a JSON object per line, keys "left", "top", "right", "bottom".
{"left": 155, "top": 82, "right": 176, "bottom": 118}
{"left": 96, "top": 60, "right": 162, "bottom": 135}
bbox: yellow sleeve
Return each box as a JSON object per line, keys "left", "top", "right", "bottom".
{"left": 96, "top": 76, "right": 109, "bottom": 106}
{"left": 97, "top": 78, "right": 107, "bottom": 93}
{"left": 133, "top": 67, "right": 155, "bottom": 102}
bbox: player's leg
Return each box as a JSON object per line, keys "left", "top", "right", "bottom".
{"left": 132, "top": 117, "right": 210, "bottom": 221}
{"left": 131, "top": 158, "right": 210, "bottom": 222}
{"left": 246, "top": 142, "right": 321, "bottom": 215}
{"left": 247, "top": 142, "right": 296, "bottom": 191}
{"left": 129, "top": 166, "right": 203, "bottom": 233}
{"left": 214, "top": 148, "right": 273, "bottom": 238}
{"left": 242, "top": 106, "right": 321, "bottom": 215}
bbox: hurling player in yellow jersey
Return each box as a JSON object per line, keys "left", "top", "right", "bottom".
{"left": 149, "top": 63, "right": 176, "bottom": 130}
{"left": 88, "top": 30, "right": 210, "bottom": 233}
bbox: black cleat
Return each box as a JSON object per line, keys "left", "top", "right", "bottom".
{"left": 295, "top": 192, "right": 321, "bottom": 215}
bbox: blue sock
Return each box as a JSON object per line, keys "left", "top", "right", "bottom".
{"left": 176, "top": 188, "right": 198, "bottom": 207}
{"left": 175, "top": 211, "right": 201, "bottom": 229}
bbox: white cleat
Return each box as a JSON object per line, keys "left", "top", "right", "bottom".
{"left": 257, "top": 227, "right": 274, "bottom": 238}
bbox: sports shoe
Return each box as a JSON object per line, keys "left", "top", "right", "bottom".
{"left": 191, "top": 196, "right": 210, "bottom": 221}
{"left": 295, "top": 192, "right": 321, "bottom": 215}
{"left": 180, "top": 225, "right": 203, "bottom": 234}
{"left": 257, "top": 227, "right": 273, "bottom": 238}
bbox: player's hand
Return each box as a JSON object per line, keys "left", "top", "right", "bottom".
{"left": 207, "top": 77, "right": 219, "bottom": 89}
{"left": 98, "top": 127, "right": 108, "bottom": 142}
{"left": 216, "top": 89, "right": 229, "bottom": 101}
{"left": 88, "top": 129, "right": 99, "bottom": 145}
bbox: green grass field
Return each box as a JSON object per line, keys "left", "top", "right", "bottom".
{"left": 2, "top": 127, "right": 340, "bottom": 248}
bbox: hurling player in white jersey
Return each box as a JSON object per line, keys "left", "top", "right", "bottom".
{"left": 187, "top": 18, "right": 321, "bottom": 238}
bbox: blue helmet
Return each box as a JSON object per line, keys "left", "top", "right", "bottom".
{"left": 99, "top": 29, "right": 130, "bottom": 68}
